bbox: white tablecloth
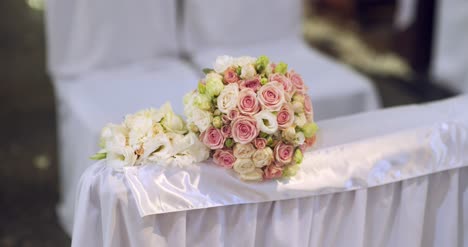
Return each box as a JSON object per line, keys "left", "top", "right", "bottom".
{"left": 72, "top": 95, "right": 468, "bottom": 247}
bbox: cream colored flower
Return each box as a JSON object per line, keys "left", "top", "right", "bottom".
{"left": 234, "top": 56, "right": 257, "bottom": 67}
{"left": 240, "top": 64, "right": 256, "bottom": 79}
{"left": 161, "top": 106, "right": 187, "bottom": 135}
{"left": 240, "top": 168, "right": 264, "bottom": 181}
{"left": 217, "top": 83, "right": 239, "bottom": 114}
{"left": 233, "top": 143, "right": 256, "bottom": 159}
{"left": 254, "top": 110, "right": 278, "bottom": 134}
{"left": 294, "top": 113, "right": 307, "bottom": 128}
{"left": 233, "top": 158, "right": 255, "bottom": 174}
{"left": 107, "top": 146, "right": 137, "bottom": 171}
{"left": 252, "top": 147, "right": 273, "bottom": 168}
{"left": 214, "top": 55, "right": 235, "bottom": 73}
{"left": 282, "top": 127, "right": 297, "bottom": 143}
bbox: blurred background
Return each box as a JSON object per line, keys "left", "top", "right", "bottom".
{"left": 0, "top": 0, "right": 460, "bottom": 246}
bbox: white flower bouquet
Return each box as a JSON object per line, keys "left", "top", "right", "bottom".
{"left": 91, "top": 103, "right": 209, "bottom": 170}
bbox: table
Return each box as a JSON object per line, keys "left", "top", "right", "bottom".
{"left": 71, "top": 96, "right": 468, "bottom": 246}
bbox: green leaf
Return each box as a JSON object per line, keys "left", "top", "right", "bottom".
{"left": 90, "top": 152, "right": 107, "bottom": 160}
{"left": 202, "top": 68, "right": 214, "bottom": 74}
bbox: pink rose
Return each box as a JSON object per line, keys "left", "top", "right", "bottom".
{"left": 253, "top": 138, "right": 267, "bottom": 149}
{"left": 240, "top": 77, "right": 261, "bottom": 92}
{"left": 231, "top": 115, "right": 259, "bottom": 144}
{"left": 223, "top": 67, "right": 239, "bottom": 84}
{"left": 213, "top": 149, "right": 236, "bottom": 168}
{"left": 228, "top": 109, "right": 239, "bottom": 120}
{"left": 201, "top": 126, "right": 225, "bottom": 149}
{"left": 276, "top": 104, "right": 294, "bottom": 129}
{"left": 263, "top": 164, "right": 283, "bottom": 180}
{"left": 257, "top": 82, "right": 285, "bottom": 111}
{"left": 287, "top": 70, "right": 305, "bottom": 92}
{"left": 222, "top": 114, "right": 231, "bottom": 124}
{"left": 270, "top": 74, "right": 294, "bottom": 96}
{"left": 238, "top": 89, "right": 260, "bottom": 115}
{"left": 304, "top": 94, "right": 314, "bottom": 120}
{"left": 274, "top": 142, "right": 294, "bottom": 164}
{"left": 221, "top": 125, "right": 232, "bottom": 137}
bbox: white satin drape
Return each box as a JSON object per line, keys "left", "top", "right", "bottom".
{"left": 72, "top": 163, "right": 467, "bottom": 247}
{"left": 71, "top": 95, "right": 468, "bottom": 247}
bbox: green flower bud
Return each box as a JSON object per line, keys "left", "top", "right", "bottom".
{"left": 194, "top": 94, "right": 212, "bottom": 110}
{"left": 198, "top": 82, "right": 206, "bottom": 94}
{"left": 274, "top": 62, "right": 288, "bottom": 75}
{"left": 283, "top": 164, "right": 300, "bottom": 178}
{"left": 236, "top": 66, "right": 242, "bottom": 76}
{"left": 205, "top": 77, "right": 224, "bottom": 97}
{"left": 255, "top": 55, "right": 270, "bottom": 72}
{"left": 266, "top": 136, "right": 274, "bottom": 146}
{"left": 259, "top": 132, "right": 269, "bottom": 138}
{"left": 302, "top": 122, "right": 318, "bottom": 138}
{"left": 213, "top": 116, "right": 223, "bottom": 129}
{"left": 225, "top": 138, "right": 234, "bottom": 148}
{"left": 213, "top": 109, "right": 221, "bottom": 116}
{"left": 293, "top": 148, "right": 303, "bottom": 164}
{"left": 260, "top": 77, "right": 268, "bottom": 85}
{"left": 90, "top": 152, "right": 106, "bottom": 160}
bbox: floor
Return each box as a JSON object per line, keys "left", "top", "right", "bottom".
{"left": 0, "top": 1, "right": 453, "bottom": 246}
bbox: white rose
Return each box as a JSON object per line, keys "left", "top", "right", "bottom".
{"left": 217, "top": 83, "right": 239, "bottom": 114}
{"left": 240, "top": 64, "right": 256, "bottom": 79}
{"left": 254, "top": 110, "right": 278, "bottom": 134}
{"left": 234, "top": 56, "right": 256, "bottom": 67}
{"left": 214, "top": 55, "right": 235, "bottom": 73}
{"left": 233, "top": 143, "right": 256, "bottom": 159}
{"left": 233, "top": 158, "right": 256, "bottom": 174}
{"left": 252, "top": 147, "right": 273, "bottom": 168}
{"left": 205, "top": 72, "right": 223, "bottom": 82}
{"left": 240, "top": 168, "right": 264, "bottom": 181}
{"left": 107, "top": 146, "right": 137, "bottom": 171}
{"left": 294, "top": 113, "right": 307, "bottom": 128}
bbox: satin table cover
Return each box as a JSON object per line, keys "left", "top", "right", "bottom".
{"left": 72, "top": 96, "right": 468, "bottom": 247}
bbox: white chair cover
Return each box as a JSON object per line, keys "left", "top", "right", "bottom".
{"left": 71, "top": 95, "right": 468, "bottom": 247}
{"left": 45, "top": 0, "right": 179, "bottom": 78}
{"left": 432, "top": 0, "right": 468, "bottom": 92}
{"left": 182, "top": 0, "right": 380, "bottom": 120}
{"left": 45, "top": 0, "right": 200, "bottom": 234}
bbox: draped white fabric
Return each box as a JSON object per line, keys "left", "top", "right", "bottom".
{"left": 71, "top": 95, "right": 468, "bottom": 246}
{"left": 432, "top": 0, "right": 468, "bottom": 92}
{"left": 45, "top": 0, "right": 179, "bottom": 78}
{"left": 72, "top": 164, "right": 467, "bottom": 247}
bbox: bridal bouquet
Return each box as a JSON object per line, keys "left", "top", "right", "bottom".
{"left": 184, "top": 55, "right": 318, "bottom": 181}
{"left": 91, "top": 103, "right": 209, "bottom": 170}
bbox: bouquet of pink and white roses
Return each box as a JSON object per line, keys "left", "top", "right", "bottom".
{"left": 184, "top": 55, "right": 318, "bottom": 181}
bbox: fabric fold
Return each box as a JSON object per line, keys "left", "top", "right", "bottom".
{"left": 124, "top": 121, "right": 468, "bottom": 217}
